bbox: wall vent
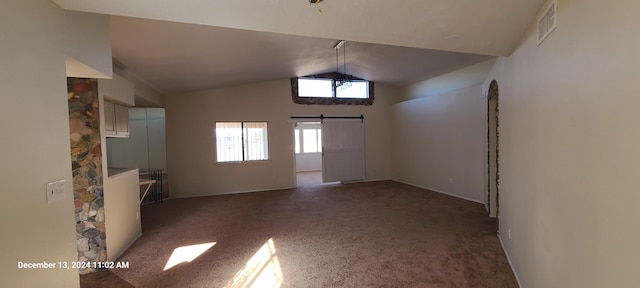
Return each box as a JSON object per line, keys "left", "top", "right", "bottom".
{"left": 537, "top": 0, "right": 557, "bottom": 45}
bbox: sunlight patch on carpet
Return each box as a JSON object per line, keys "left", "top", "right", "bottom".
{"left": 224, "top": 238, "right": 283, "bottom": 288}
{"left": 163, "top": 242, "right": 216, "bottom": 271}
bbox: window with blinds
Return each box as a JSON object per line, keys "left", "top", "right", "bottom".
{"left": 215, "top": 122, "right": 269, "bottom": 162}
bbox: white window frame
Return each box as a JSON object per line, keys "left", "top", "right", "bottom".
{"left": 215, "top": 121, "right": 269, "bottom": 163}
{"left": 294, "top": 126, "right": 322, "bottom": 154}
{"left": 290, "top": 73, "right": 375, "bottom": 106}
{"left": 296, "top": 77, "right": 370, "bottom": 99}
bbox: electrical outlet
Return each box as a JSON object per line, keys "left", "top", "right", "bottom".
{"left": 508, "top": 228, "right": 511, "bottom": 240}
{"left": 46, "top": 179, "right": 66, "bottom": 204}
{"left": 449, "top": 178, "right": 454, "bottom": 184}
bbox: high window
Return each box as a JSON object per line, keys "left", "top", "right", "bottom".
{"left": 215, "top": 122, "right": 268, "bottom": 162}
{"left": 291, "top": 73, "right": 374, "bottom": 105}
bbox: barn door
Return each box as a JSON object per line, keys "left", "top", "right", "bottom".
{"left": 321, "top": 119, "right": 365, "bottom": 183}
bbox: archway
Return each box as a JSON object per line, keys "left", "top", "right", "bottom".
{"left": 487, "top": 80, "right": 500, "bottom": 218}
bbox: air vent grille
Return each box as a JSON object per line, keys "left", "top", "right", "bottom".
{"left": 537, "top": 0, "right": 557, "bottom": 45}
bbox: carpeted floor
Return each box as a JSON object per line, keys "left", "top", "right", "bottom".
{"left": 107, "top": 180, "right": 516, "bottom": 287}
{"left": 296, "top": 171, "right": 323, "bottom": 187}
{"left": 80, "top": 270, "right": 133, "bottom": 288}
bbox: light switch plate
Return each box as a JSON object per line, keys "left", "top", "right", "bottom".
{"left": 46, "top": 179, "right": 66, "bottom": 204}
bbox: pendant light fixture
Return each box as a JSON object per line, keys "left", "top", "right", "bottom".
{"left": 333, "top": 40, "right": 352, "bottom": 90}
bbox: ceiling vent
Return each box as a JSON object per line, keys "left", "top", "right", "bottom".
{"left": 537, "top": 0, "right": 557, "bottom": 45}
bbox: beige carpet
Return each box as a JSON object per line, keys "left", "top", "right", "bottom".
{"left": 111, "top": 181, "right": 517, "bottom": 287}
{"left": 296, "top": 171, "right": 323, "bottom": 187}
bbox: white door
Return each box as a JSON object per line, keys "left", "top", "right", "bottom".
{"left": 321, "top": 119, "right": 365, "bottom": 182}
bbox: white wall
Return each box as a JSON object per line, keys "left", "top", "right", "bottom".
{"left": 485, "top": 0, "right": 640, "bottom": 287}
{"left": 295, "top": 153, "right": 322, "bottom": 172}
{"left": 400, "top": 59, "right": 496, "bottom": 102}
{"left": 63, "top": 10, "right": 112, "bottom": 79}
{"left": 98, "top": 73, "right": 135, "bottom": 106}
{"left": 391, "top": 60, "right": 494, "bottom": 203}
{"left": 0, "top": 1, "right": 111, "bottom": 287}
{"left": 166, "top": 80, "right": 399, "bottom": 197}
{"left": 103, "top": 169, "right": 142, "bottom": 261}
{"left": 114, "top": 68, "right": 166, "bottom": 107}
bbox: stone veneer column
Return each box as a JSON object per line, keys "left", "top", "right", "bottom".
{"left": 67, "top": 78, "right": 106, "bottom": 274}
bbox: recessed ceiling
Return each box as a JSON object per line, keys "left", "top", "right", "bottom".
{"left": 53, "top": 0, "right": 547, "bottom": 95}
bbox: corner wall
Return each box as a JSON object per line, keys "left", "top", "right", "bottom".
{"left": 486, "top": 0, "right": 640, "bottom": 286}
{"left": 165, "top": 80, "right": 399, "bottom": 197}
{"left": 63, "top": 11, "right": 112, "bottom": 78}
{"left": 391, "top": 60, "right": 494, "bottom": 203}
{"left": 0, "top": 1, "right": 111, "bottom": 286}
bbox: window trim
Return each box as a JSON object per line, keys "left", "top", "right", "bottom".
{"left": 295, "top": 126, "right": 322, "bottom": 154}
{"left": 291, "top": 72, "right": 374, "bottom": 106}
{"left": 215, "top": 121, "right": 269, "bottom": 163}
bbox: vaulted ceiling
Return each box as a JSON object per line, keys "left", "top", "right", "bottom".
{"left": 53, "top": 0, "right": 547, "bottom": 95}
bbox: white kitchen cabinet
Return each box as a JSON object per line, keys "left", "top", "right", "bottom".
{"left": 100, "top": 73, "right": 134, "bottom": 138}
{"left": 115, "top": 103, "right": 130, "bottom": 137}
{"left": 104, "top": 100, "right": 116, "bottom": 136}
{"left": 104, "top": 100, "right": 129, "bottom": 138}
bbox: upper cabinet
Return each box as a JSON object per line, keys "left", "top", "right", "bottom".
{"left": 104, "top": 100, "right": 116, "bottom": 134}
{"left": 104, "top": 100, "right": 130, "bottom": 137}
{"left": 99, "top": 73, "right": 134, "bottom": 138}
{"left": 115, "top": 103, "right": 130, "bottom": 137}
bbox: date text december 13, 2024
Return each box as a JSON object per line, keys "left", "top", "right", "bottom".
{"left": 17, "top": 261, "right": 129, "bottom": 269}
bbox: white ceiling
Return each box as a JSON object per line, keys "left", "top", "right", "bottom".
{"left": 54, "top": 0, "right": 547, "bottom": 95}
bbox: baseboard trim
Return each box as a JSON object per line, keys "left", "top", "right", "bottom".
{"left": 391, "top": 179, "right": 484, "bottom": 204}
{"left": 497, "top": 234, "right": 523, "bottom": 288}
{"left": 171, "top": 186, "right": 298, "bottom": 199}
{"left": 109, "top": 233, "right": 142, "bottom": 262}
{"left": 362, "top": 177, "right": 392, "bottom": 183}
{"left": 340, "top": 178, "right": 392, "bottom": 185}
{"left": 141, "top": 196, "right": 171, "bottom": 205}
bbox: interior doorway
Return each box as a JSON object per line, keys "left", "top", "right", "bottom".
{"left": 487, "top": 80, "right": 500, "bottom": 218}
{"left": 292, "top": 116, "right": 366, "bottom": 187}
{"left": 293, "top": 122, "right": 324, "bottom": 187}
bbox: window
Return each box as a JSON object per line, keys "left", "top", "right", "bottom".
{"left": 302, "top": 129, "right": 320, "bottom": 153}
{"left": 291, "top": 73, "right": 374, "bottom": 105}
{"left": 336, "top": 81, "right": 369, "bottom": 99}
{"left": 294, "top": 129, "right": 300, "bottom": 153}
{"left": 298, "top": 79, "right": 333, "bottom": 98}
{"left": 294, "top": 125, "right": 322, "bottom": 154}
{"left": 216, "top": 122, "right": 268, "bottom": 162}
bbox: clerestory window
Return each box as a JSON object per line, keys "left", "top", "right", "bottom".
{"left": 291, "top": 72, "right": 374, "bottom": 105}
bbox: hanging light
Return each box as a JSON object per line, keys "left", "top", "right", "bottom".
{"left": 333, "top": 40, "right": 352, "bottom": 90}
